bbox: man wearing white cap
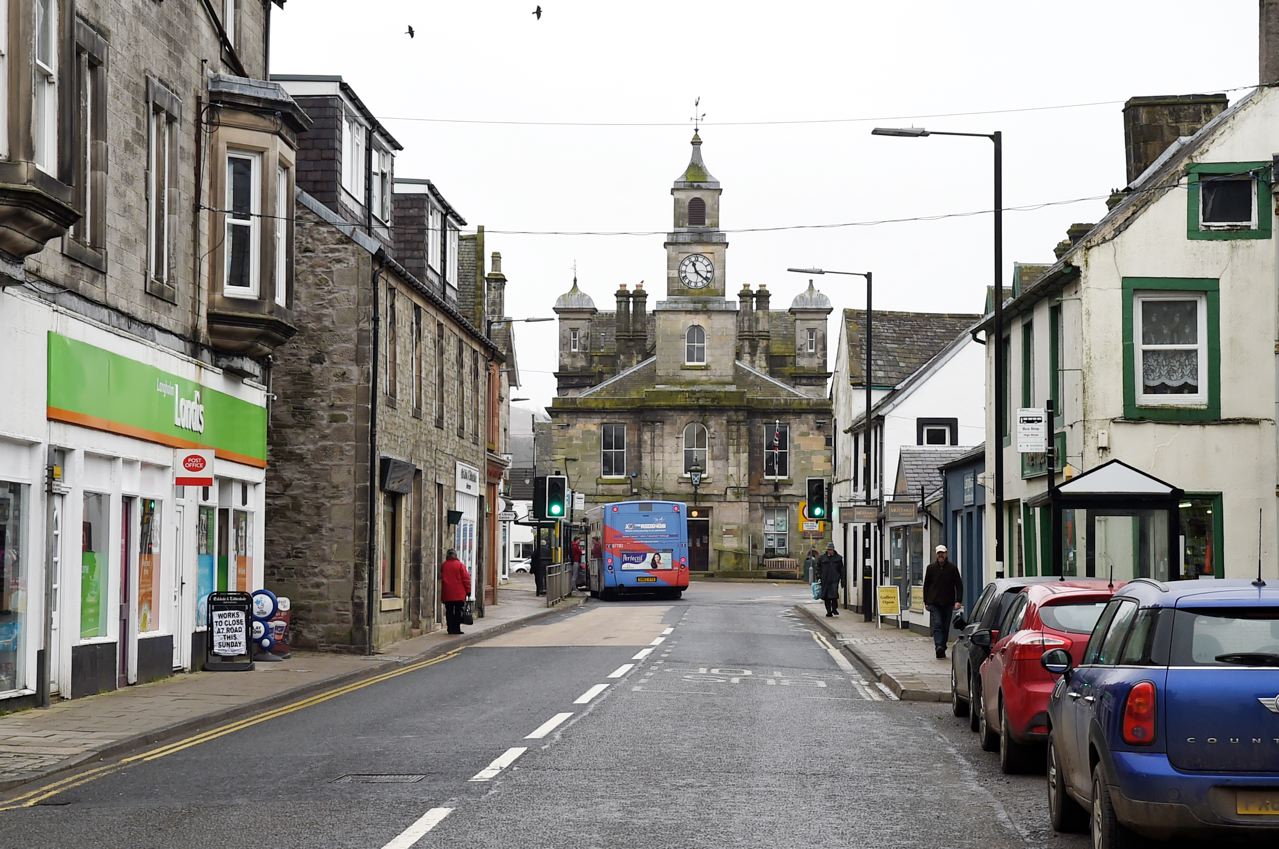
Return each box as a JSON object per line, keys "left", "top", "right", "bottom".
{"left": 922, "top": 544, "right": 963, "bottom": 659}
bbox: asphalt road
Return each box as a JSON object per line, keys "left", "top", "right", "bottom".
{"left": 1, "top": 582, "right": 1087, "bottom": 849}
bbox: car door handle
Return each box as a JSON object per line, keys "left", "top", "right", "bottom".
{"left": 1066, "top": 691, "right": 1081, "bottom": 700}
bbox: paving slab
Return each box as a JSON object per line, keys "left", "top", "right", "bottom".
{"left": 0, "top": 575, "right": 582, "bottom": 793}
{"left": 793, "top": 600, "right": 951, "bottom": 701}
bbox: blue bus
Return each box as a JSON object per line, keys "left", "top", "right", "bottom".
{"left": 585, "top": 501, "right": 690, "bottom": 600}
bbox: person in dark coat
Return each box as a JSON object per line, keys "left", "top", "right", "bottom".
{"left": 804, "top": 548, "right": 820, "bottom": 584}
{"left": 922, "top": 544, "right": 963, "bottom": 658}
{"left": 440, "top": 548, "right": 472, "bottom": 635}
{"left": 817, "top": 542, "right": 844, "bottom": 617}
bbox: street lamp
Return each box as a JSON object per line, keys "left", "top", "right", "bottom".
{"left": 788, "top": 267, "right": 873, "bottom": 619}
{"left": 688, "top": 458, "right": 704, "bottom": 505}
{"left": 872, "top": 125, "right": 1005, "bottom": 579}
{"left": 486, "top": 316, "right": 554, "bottom": 338}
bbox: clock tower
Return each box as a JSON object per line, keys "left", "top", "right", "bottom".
{"left": 664, "top": 132, "right": 727, "bottom": 299}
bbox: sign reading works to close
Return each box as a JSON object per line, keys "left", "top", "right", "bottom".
{"left": 47, "top": 333, "right": 268, "bottom": 467}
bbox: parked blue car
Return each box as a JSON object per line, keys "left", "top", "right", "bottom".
{"left": 1040, "top": 578, "right": 1279, "bottom": 847}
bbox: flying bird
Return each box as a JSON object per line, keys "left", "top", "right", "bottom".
{"left": 533, "top": 5, "right": 542, "bottom": 20}
{"left": 405, "top": 25, "right": 414, "bottom": 38}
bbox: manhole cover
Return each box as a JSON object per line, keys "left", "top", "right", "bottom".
{"left": 333, "top": 774, "right": 426, "bottom": 784}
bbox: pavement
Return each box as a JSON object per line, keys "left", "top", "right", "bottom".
{"left": 794, "top": 598, "right": 950, "bottom": 701}
{"left": 0, "top": 573, "right": 582, "bottom": 792}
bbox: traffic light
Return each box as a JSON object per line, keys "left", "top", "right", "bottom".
{"left": 806, "top": 477, "right": 828, "bottom": 520}
{"left": 545, "top": 475, "right": 568, "bottom": 519}
{"left": 532, "top": 475, "right": 547, "bottom": 519}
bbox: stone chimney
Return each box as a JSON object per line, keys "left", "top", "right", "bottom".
{"left": 753, "top": 286, "right": 772, "bottom": 371}
{"left": 737, "top": 284, "right": 755, "bottom": 362}
{"left": 1123, "top": 94, "right": 1228, "bottom": 185}
{"left": 630, "top": 283, "right": 648, "bottom": 356}
{"left": 485, "top": 251, "right": 506, "bottom": 337}
{"left": 1263, "top": 1, "right": 1279, "bottom": 85}
{"left": 614, "top": 284, "right": 631, "bottom": 363}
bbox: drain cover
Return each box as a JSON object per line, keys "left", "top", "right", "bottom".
{"left": 333, "top": 774, "right": 426, "bottom": 784}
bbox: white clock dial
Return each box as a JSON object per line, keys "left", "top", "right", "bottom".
{"left": 678, "top": 254, "right": 715, "bottom": 289}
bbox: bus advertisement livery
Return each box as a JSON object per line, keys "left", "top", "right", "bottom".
{"left": 586, "top": 501, "right": 689, "bottom": 600}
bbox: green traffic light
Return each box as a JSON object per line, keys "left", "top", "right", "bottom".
{"left": 550, "top": 505, "right": 562, "bottom": 515}
{"left": 813, "top": 507, "right": 824, "bottom": 517}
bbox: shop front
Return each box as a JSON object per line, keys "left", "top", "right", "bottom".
{"left": 0, "top": 307, "right": 269, "bottom": 708}
{"left": 454, "top": 462, "right": 481, "bottom": 603}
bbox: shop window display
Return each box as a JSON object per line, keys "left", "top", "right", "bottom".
{"left": 0, "top": 483, "right": 28, "bottom": 692}
{"left": 138, "top": 499, "right": 161, "bottom": 632}
{"left": 196, "top": 506, "right": 215, "bottom": 623}
{"left": 233, "top": 509, "right": 251, "bottom": 591}
{"left": 81, "top": 492, "right": 110, "bottom": 639}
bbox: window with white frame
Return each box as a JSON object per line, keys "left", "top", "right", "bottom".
{"left": 683, "top": 423, "right": 708, "bottom": 475}
{"left": 601, "top": 423, "right": 626, "bottom": 478}
{"left": 222, "top": 0, "right": 237, "bottom": 47}
{"left": 922, "top": 425, "right": 951, "bottom": 445}
{"left": 274, "top": 164, "right": 289, "bottom": 306}
{"left": 224, "top": 151, "right": 261, "bottom": 297}
{"left": 34, "top": 0, "right": 58, "bottom": 173}
{"left": 764, "top": 423, "right": 789, "bottom": 478}
{"left": 569, "top": 328, "right": 580, "bottom": 352}
{"left": 147, "top": 84, "right": 179, "bottom": 291}
{"left": 342, "top": 112, "right": 365, "bottom": 200}
{"left": 764, "top": 506, "right": 789, "bottom": 555}
{"left": 428, "top": 206, "right": 442, "bottom": 271}
{"left": 1134, "top": 292, "right": 1208, "bottom": 404}
{"left": 685, "top": 325, "right": 706, "bottom": 364}
{"left": 1199, "top": 172, "right": 1255, "bottom": 228}
{"left": 371, "top": 146, "right": 391, "bottom": 222}
{"left": 72, "top": 23, "right": 107, "bottom": 253}
{"left": 0, "top": 0, "right": 8, "bottom": 159}
{"left": 806, "top": 328, "right": 817, "bottom": 353}
{"left": 447, "top": 226, "right": 459, "bottom": 286}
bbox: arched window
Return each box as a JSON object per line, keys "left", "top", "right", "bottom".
{"left": 683, "top": 423, "right": 708, "bottom": 475}
{"left": 688, "top": 197, "right": 706, "bottom": 226}
{"left": 685, "top": 325, "right": 706, "bottom": 364}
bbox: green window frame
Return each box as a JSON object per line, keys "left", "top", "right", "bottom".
{"left": 1000, "top": 334, "right": 1011, "bottom": 446}
{"left": 1186, "top": 161, "right": 1272, "bottom": 241}
{"left": 1121, "top": 277, "right": 1220, "bottom": 422}
{"left": 1049, "top": 304, "right": 1062, "bottom": 423}
{"left": 1021, "top": 319, "right": 1034, "bottom": 407}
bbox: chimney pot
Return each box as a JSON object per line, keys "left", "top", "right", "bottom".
{"left": 491, "top": 252, "right": 502, "bottom": 274}
{"left": 1263, "top": 0, "right": 1279, "bottom": 85}
{"left": 1123, "top": 94, "right": 1228, "bottom": 185}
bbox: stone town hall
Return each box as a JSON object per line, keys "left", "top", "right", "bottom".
{"left": 548, "top": 134, "right": 834, "bottom": 571}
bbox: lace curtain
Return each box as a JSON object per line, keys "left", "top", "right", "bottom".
{"left": 1141, "top": 300, "right": 1199, "bottom": 394}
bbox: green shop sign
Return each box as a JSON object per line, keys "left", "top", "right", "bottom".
{"left": 47, "top": 333, "right": 267, "bottom": 467}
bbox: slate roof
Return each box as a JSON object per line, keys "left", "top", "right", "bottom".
{"left": 843, "top": 309, "right": 980, "bottom": 387}
{"left": 895, "top": 446, "right": 975, "bottom": 499}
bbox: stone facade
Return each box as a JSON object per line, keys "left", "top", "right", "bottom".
{"left": 549, "top": 135, "right": 834, "bottom": 570}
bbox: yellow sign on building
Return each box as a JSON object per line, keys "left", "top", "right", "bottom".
{"left": 877, "top": 586, "right": 901, "bottom": 616}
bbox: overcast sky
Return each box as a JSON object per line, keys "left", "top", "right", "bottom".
{"left": 271, "top": 1, "right": 1259, "bottom": 413}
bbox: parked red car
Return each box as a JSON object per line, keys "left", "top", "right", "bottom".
{"left": 975, "top": 580, "right": 1121, "bottom": 774}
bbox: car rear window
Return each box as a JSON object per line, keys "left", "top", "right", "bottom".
{"left": 1170, "top": 607, "right": 1279, "bottom": 667}
{"left": 1039, "top": 601, "right": 1109, "bottom": 634}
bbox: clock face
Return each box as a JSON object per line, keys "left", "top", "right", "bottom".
{"left": 678, "top": 254, "right": 715, "bottom": 289}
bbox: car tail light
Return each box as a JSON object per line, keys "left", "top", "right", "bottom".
{"left": 1010, "top": 633, "right": 1071, "bottom": 662}
{"left": 1122, "top": 681, "right": 1157, "bottom": 745}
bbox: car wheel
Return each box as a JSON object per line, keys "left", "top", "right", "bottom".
{"left": 1047, "top": 736, "right": 1087, "bottom": 833}
{"left": 968, "top": 671, "right": 982, "bottom": 732}
{"left": 998, "top": 700, "right": 1033, "bottom": 774}
{"left": 1091, "top": 763, "right": 1142, "bottom": 849}
{"left": 978, "top": 690, "right": 999, "bottom": 752}
{"left": 950, "top": 667, "right": 969, "bottom": 718}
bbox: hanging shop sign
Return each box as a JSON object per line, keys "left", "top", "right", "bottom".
{"left": 47, "top": 333, "right": 267, "bottom": 467}
{"left": 963, "top": 472, "right": 975, "bottom": 507}
{"left": 842, "top": 505, "right": 880, "bottom": 524}
{"left": 175, "top": 449, "right": 215, "bottom": 487}
{"left": 380, "top": 457, "right": 416, "bottom": 494}
{"left": 885, "top": 501, "right": 918, "bottom": 523}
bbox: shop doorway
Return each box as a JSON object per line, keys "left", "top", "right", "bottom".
{"left": 173, "top": 503, "right": 186, "bottom": 669}
{"left": 119, "top": 496, "right": 134, "bottom": 687}
{"left": 48, "top": 494, "right": 64, "bottom": 694}
{"left": 688, "top": 514, "right": 710, "bottom": 571}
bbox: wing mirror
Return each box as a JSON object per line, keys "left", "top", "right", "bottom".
{"left": 971, "top": 631, "right": 992, "bottom": 648}
{"left": 952, "top": 609, "right": 968, "bottom": 630}
{"left": 1041, "top": 648, "right": 1073, "bottom": 677}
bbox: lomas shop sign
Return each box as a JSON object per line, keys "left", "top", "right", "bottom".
{"left": 47, "top": 333, "right": 267, "bottom": 467}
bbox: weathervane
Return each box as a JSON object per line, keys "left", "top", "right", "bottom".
{"left": 691, "top": 96, "right": 706, "bottom": 132}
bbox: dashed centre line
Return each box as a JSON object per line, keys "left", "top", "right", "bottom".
{"left": 607, "top": 663, "right": 635, "bottom": 678}
{"left": 525, "top": 712, "right": 574, "bottom": 740}
{"left": 381, "top": 807, "right": 454, "bottom": 849}
{"left": 662, "top": 627, "right": 674, "bottom": 635}
{"left": 574, "top": 683, "right": 610, "bottom": 704}
{"left": 649, "top": 636, "right": 666, "bottom": 646}
{"left": 631, "top": 647, "right": 654, "bottom": 660}
{"left": 470, "top": 747, "right": 527, "bottom": 782}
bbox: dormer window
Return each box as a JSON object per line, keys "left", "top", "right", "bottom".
{"left": 685, "top": 325, "right": 706, "bottom": 365}
{"left": 342, "top": 111, "right": 366, "bottom": 202}
{"left": 688, "top": 197, "right": 706, "bottom": 226}
{"left": 371, "top": 146, "right": 392, "bottom": 222}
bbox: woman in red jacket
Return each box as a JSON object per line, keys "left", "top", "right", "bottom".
{"left": 440, "top": 549, "right": 471, "bottom": 635}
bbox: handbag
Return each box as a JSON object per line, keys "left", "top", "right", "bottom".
{"left": 460, "top": 601, "right": 474, "bottom": 626}
{"left": 811, "top": 581, "right": 822, "bottom": 601}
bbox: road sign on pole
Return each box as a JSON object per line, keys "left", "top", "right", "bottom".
{"left": 1017, "top": 408, "right": 1047, "bottom": 453}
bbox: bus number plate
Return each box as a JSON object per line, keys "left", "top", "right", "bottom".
{"left": 635, "top": 576, "right": 657, "bottom": 583}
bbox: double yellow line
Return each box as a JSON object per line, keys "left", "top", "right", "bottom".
{"left": 0, "top": 648, "right": 464, "bottom": 812}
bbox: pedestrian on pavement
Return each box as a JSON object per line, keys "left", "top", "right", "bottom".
{"left": 817, "top": 542, "right": 844, "bottom": 617}
{"left": 532, "top": 540, "right": 547, "bottom": 596}
{"left": 923, "top": 544, "right": 963, "bottom": 659}
{"left": 804, "top": 547, "right": 820, "bottom": 583}
{"left": 571, "top": 536, "right": 586, "bottom": 588}
{"left": 440, "top": 548, "right": 471, "bottom": 635}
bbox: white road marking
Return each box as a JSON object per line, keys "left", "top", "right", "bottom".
{"left": 649, "top": 636, "right": 666, "bottom": 646}
{"left": 608, "top": 663, "right": 635, "bottom": 678}
{"left": 631, "top": 648, "right": 654, "bottom": 660}
{"left": 381, "top": 807, "right": 453, "bottom": 849}
{"left": 812, "top": 631, "right": 855, "bottom": 672}
{"left": 662, "top": 627, "right": 674, "bottom": 635}
{"left": 525, "top": 712, "right": 574, "bottom": 740}
{"left": 470, "top": 747, "right": 527, "bottom": 782}
{"left": 574, "top": 683, "right": 610, "bottom": 704}
{"left": 876, "top": 682, "right": 899, "bottom": 700}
